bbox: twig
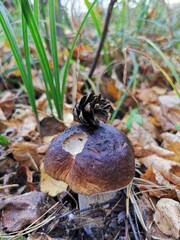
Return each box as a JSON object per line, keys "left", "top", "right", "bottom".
{"left": 88, "top": 0, "right": 117, "bottom": 79}
{"left": 0, "top": 184, "right": 19, "bottom": 189}
{"left": 128, "top": 212, "right": 140, "bottom": 240}
{"left": 133, "top": 204, "right": 142, "bottom": 239}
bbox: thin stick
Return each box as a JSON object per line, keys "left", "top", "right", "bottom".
{"left": 128, "top": 212, "right": 140, "bottom": 240}
{"left": 0, "top": 184, "right": 19, "bottom": 189}
{"left": 88, "top": 0, "right": 117, "bottom": 79}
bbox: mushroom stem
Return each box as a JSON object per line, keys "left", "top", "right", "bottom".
{"left": 78, "top": 191, "right": 117, "bottom": 210}
{"left": 78, "top": 191, "right": 117, "bottom": 238}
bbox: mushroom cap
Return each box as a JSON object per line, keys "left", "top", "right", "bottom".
{"left": 44, "top": 122, "right": 135, "bottom": 195}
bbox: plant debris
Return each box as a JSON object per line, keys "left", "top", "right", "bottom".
{"left": 0, "top": 1, "right": 180, "bottom": 239}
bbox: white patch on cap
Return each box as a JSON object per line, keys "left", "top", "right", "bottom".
{"left": 62, "top": 132, "right": 88, "bottom": 155}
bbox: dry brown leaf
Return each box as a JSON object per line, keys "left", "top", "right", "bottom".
{"left": 32, "top": 74, "right": 45, "bottom": 92}
{"left": 141, "top": 166, "right": 178, "bottom": 199}
{"left": 40, "top": 164, "right": 68, "bottom": 197}
{"left": 141, "top": 116, "right": 161, "bottom": 140}
{"left": 150, "top": 94, "right": 180, "bottom": 131}
{"left": 36, "top": 93, "right": 47, "bottom": 111}
{"left": 154, "top": 198, "right": 180, "bottom": 239}
{"left": 128, "top": 123, "right": 174, "bottom": 158}
{"left": 37, "top": 144, "right": 49, "bottom": 154}
{"left": 150, "top": 104, "right": 175, "bottom": 131}
{"left": 9, "top": 108, "right": 38, "bottom": 138}
{"left": 148, "top": 116, "right": 161, "bottom": 127}
{"left": 10, "top": 141, "right": 42, "bottom": 170}
{"left": 161, "top": 132, "right": 180, "bottom": 163}
{"left": 136, "top": 87, "right": 159, "bottom": 105}
{"left": 16, "top": 165, "right": 33, "bottom": 185}
{"left": 151, "top": 86, "right": 167, "bottom": 95}
{"left": 0, "top": 108, "right": 6, "bottom": 120}
{"left": 17, "top": 113, "right": 37, "bottom": 138}
{"left": 0, "top": 91, "right": 15, "bottom": 119}
{"left": 100, "top": 70, "right": 122, "bottom": 103}
{"left": 0, "top": 191, "right": 46, "bottom": 232}
{"left": 73, "top": 44, "right": 93, "bottom": 61}
{"left": 139, "top": 155, "right": 180, "bottom": 200}
{"left": 128, "top": 123, "right": 156, "bottom": 157}
{"left": 137, "top": 195, "right": 170, "bottom": 239}
{"left": 40, "top": 116, "right": 66, "bottom": 136}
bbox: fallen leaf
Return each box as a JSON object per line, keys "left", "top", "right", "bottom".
{"left": 136, "top": 87, "right": 159, "bottom": 105}
{"left": 100, "top": 67, "right": 122, "bottom": 102}
{"left": 151, "top": 86, "right": 167, "bottom": 95}
{"left": 150, "top": 104, "right": 175, "bottom": 131}
{"left": 150, "top": 94, "right": 180, "bottom": 131}
{"left": 148, "top": 116, "right": 161, "bottom": 127}
{"left": 36, "top": 93, "right": 47, "bottom": 111}
{"left": 40, "top": 164, "right": 68, "bottom": 197}
{"left": 40, "top": 116, "right": 66, "bottom": 136}
{"left": 17, "top": 112, "right": 37, "bottom": 138}
{"left": 10, "top": 141, "right": 42, "bottom": 170}
{"left": 128, "top": 123, "right": 174, "bottom": 158}
{"left": 73, "top": 44, "right": 93, "bottom": 62}
{"left": 140, "top": 166, "right": 178, "bottom": 199}
{"left": 0, "top": 108, "right": 7, "bottom": 120}
{"left": 154, "top": 198, "right": 180, "bottom": 239}
{"left": 139, "top": 155, "right": 180, "bottom": 200}
{"left": 161, "top": 132, "right": 180, "bottom": 163}
{"left": 0, "top": 91, "right": 15, "bottom": 119}
{"left": 32, "top": 73, "right": 45, "bottom": 92}
{"left": 137, "top": 194, "right": 170, "bottom": 239}
{"left": 16, "top": 165, "right": 33, "bottom": 186}
{"left": 0, "top": 191, "right": 46, "bottom": 232}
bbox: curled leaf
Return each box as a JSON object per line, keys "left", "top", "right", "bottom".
{"left": 154, "top": 198, "right": 180, "bottom": 239}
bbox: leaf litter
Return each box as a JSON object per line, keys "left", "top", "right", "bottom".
{"left": 0, "top": 12, "right": 180, "bottom": 240}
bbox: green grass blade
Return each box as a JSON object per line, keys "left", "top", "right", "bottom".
{"left": 48, "top": 0, "right": 61, "bottom": 110}
{"left": 110, "top": 75, "right": 135, "bottom": 123}
{"left": 127, "top": 47, "right": 180, "bottom": 98}
{"left": 60, "top": 0, "right": 98, "bottom": 114}
{"left": 33, "top": 0, "right": 53, "bottom": 111}
{"left": 41, "top": 1, "right": 51, "bottom": 54}
{"left": 120, "top": 0, "right": 126, "bottom": 48}
{"left": 138, "top": 36, "right": 180, "bottom": 85}
{"left": 136, "top": 0, "right": 149, "bottom": 32}
{"left": 130, "top": 51, "right": 138, "bottom": 90}
{"left": 22, "top": 14, "right": 37, "bottom": 112}
{"left": 33, "top": 0, "right": 39, "bottom": 25}
{"left": 33, "top": 0, "right": 53, "bottom": 112}
{"left": 0, "top": 3, "right": 38, "bottom": 117}
{"left": 84, "top": 0, "right": 109, "bottom": 65}
{"left": 19, "top": 0, "right": 61, "bottom": 118}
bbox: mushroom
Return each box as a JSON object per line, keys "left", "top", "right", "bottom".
{"left": 44, "top": 93, "right": 135, "bottom": 236}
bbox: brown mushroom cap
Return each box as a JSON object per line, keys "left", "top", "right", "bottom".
{"left": 44, "top": 122, "right": 135, "bottom": 195}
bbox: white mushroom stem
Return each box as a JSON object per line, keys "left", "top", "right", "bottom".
{"left": 78, "top": 191, "right": 118, "bottom": 239}
{"left": 78, "top": 191, "right": 117, "bottom": 210}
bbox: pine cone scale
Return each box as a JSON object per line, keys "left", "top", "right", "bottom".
{"left": 73, "top": 93, "right": 111, "bottom": 127}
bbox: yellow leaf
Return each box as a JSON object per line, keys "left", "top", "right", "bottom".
{"left": 40, "top": 164, "right": 68, "bottom": 197}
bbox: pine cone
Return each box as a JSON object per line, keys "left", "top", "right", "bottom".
{"left": 73, "top": 92, "right": 111, "bottom": 127}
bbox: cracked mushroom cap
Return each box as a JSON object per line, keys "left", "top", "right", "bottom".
{"left": 44, "top": 121, "right": 135, "bottom": 195}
